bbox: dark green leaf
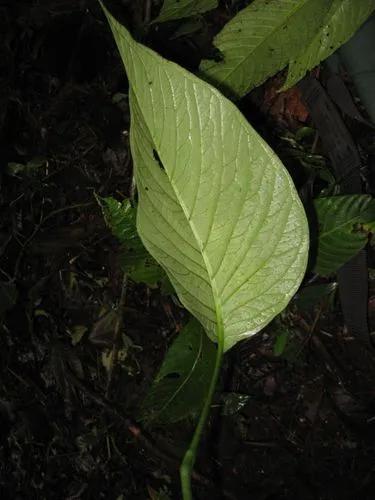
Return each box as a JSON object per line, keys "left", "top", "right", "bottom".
{"left": 170, "top": 18, "right": 204, "bottom": 39}
{"left": 273, "top": 328, "right": 290, "bottom": 356}
{"left": 294, "top": 282, "right": 337, "bottom": 311}
{"left": 199, "top": 0, "right": 332, "bottom": 98}
{"left": 283, "top": 0, "right": 375, "bottom": 90}
{"left": 153, "top": 0, "right": 218, "bottom": 23}
{"left": 97, "top": 195, "right": 167, "bottom": 285}
{"left": 97, "top": 196, "right": 137, "bottom": 245}
{"left": 315, "top": 195, "right": 375, "bottom": 275}
{"left": 140, "top": 318, "right": 216, "bottom": 424}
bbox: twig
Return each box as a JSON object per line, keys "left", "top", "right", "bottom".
{"left": 310, "top": 130, "right": 319, "bottom": 154}
{"left": 0, "top": 233, "right": 12, "bottom": 260}
{"left": 105, "top": 273, "right": 128, "bottom": 397}
{"left": 294, "top": 304, "right": 323, "bottom": 359}
{"left": 66, "top": 367, "right": 235, "bottom": 497}
{"left": 0, "top": 267, "right": 13, "bottom": 281}
{"left": 144, "top": 0, "right": 152, "bottom": 24}
{"left": 297, "top": 317, "right": 345, "bottom": 384}
{"left": 66, "top": 366, "right": 185, "bottom": 467}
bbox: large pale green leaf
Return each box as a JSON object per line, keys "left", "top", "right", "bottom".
{"left": 103, "top": 6, "right": 309, "bottom": 351}
{"left": 315, "top": 195, "right": 375, "bottom": 276}
{"left": 153, "top": 0, "right": 218, "bottom": 23}
{"left": 98, "top": 196, "right": 166, "bottom": 284}
{"left": 140, "top": 318, "right": 216, "bottom": 423}
{"left": 283, "top": 0, "right": 375, "bottom": 90}
{"left": 199, "top": 0, "right": 332, "bottom": 99}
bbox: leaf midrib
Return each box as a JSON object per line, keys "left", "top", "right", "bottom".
{"left": 131, "top": 48, "right": 224, "bottom": 329}
{"left": 168, "top": 167, "right": 224, "bottom": 329}
{"left": 206, "top": 0, "right": 314, "bottom": 88}
{"left": 284, "top": 0, "right": 375, "bottom": 89}
{"left": 129, "top": 74, "right": 224, "bottom": 340}
{"left": 319, "top": 208, "right": 370, "bottom": 238}
{"left": 102, "top": 0, "right": 228, "bottom": 357}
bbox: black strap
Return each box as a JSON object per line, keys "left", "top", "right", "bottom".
{"left": 298, "top": 76, "right": 369, "bottom": 344}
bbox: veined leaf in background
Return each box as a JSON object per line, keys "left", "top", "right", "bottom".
{"left": 103, "top": 6, "right": 309, "bottom": 352}
{"left": 140, "top": 319, "right": 216, "bottom": 423}
{"left": 315, "top": 195, "right": 375, "bottom": 276}
{"left": 98, "top": 195, "right": 137, "bottom": 244}
{"left": 97, "top": 196, "right": 166, "bottom": 285}
{"left": 170, "top": 18, "right": 204, "bottom": 40}
{"left": 199, "top": 0, "right": 332, "bottom": 99}
{"left": 282, "top": 0, "right": 375, "bottom": 90}
{"left": 152, "top": 0, "right": 218, "bottom": 23}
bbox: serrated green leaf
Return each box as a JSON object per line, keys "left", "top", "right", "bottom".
{"left": 283, "top": 0, "right": 375, "bottom": 90}
{"left": 97, "top": 195, "right": 166, "bottom": 285}
{"left": 103, "top": 6, "right": 308, "bottom": 351}
{"left": 199, "top": 0, "right": 332, "bottom": 99}
{"left": 153, "top": 0, "right": 218, "bottom": 23}
{"left": 315, "top": 195, "right": 375, "bottom": 275}
{"left": 98, "top": 195, "right": 137, "bottom": 245}
{"left": 140, "top": 319, "right": 216, "bottom": 423}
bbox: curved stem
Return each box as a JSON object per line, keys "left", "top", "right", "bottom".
{"left": 180, "top": 321, "right": 224, "bottom": 500}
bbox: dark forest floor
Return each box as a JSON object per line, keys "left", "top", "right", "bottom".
{"left": 1, "top": 1, "right": 375, "bottom": 499}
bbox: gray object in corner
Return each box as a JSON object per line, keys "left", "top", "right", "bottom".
{"left": 340, "top": 14, "right": 375, "bottom": 124}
